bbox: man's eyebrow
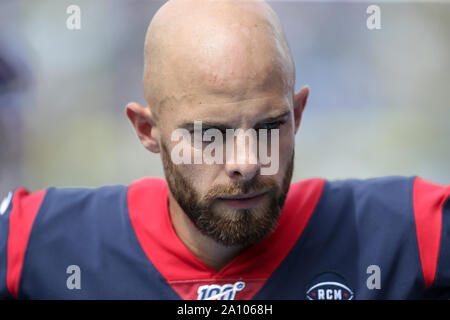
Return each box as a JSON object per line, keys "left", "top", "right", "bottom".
{"left": 256, "top": 110, "right": 290, "bottom": 125}
{"left": 179, "top": 110, "right": 291, "bottom": 131}
{"left": 180, "top": 122, "right": 229, "bottom": 132}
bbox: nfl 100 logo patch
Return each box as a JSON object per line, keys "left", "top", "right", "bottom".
{"left": 197, "top": 281, "right": 246, "bottom": 300}
{"left": 306, "top": 272, "right": 354, "bottom": 300}
{"left": 169, "top": 278, "right": 265, "bottom": 300}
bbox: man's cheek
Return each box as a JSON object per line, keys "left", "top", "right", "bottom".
{"left": 183, "top": 165, "right": 213, "bottom": 194}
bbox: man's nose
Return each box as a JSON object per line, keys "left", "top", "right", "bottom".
{"left": 224, "top": 132, "right": 260, "bottom": 182}
{"left": 225, "top": 161, "right": 260, "bottom": 181}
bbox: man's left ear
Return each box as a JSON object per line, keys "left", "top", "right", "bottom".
{"left": 293, "top": 85, "right": 309, "bottom": 134}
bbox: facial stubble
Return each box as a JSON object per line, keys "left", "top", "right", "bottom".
{"left": 161, "top": 143, "right": 294, "bottom": 247}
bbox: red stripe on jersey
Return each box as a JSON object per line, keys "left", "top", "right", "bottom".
{"left": 413, "top": 177, "right": 450, "bottom": 288}
{"left": 127, "top": 177, "right": 325, "bottom": 299}
{"left": 7, "top": 188, "right": 46, "bottom": 298}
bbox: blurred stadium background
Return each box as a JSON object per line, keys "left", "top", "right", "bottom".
{"left": 0, "top": 0, "right": 449, "bottom": 196}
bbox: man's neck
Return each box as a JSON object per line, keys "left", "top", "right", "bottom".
{"left": 167, "top": 192, "right": 246, "bottom": 272}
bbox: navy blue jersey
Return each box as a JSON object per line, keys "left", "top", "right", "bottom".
{"left": 0, "top": 176, "right": 449, "bottom": 299}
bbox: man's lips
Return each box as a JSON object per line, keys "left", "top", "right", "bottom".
{"left": 218, "top": 190, "right": 269, "bottom": 209}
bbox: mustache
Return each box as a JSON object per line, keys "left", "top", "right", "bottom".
{"left": 202, "top": 178, "right": 279, "bottom": 203}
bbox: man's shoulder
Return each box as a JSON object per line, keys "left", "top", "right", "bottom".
{"left": 19, "top": 177, "right": 166, "bottom": 202}
{"left": 322, "top": 175, "right": 416, "bottom": 202}
{"left": 289, "top": 175, "right": 416, "bottom": 202}
{"left": 1, "top": 177, "right": 168, "bottom": 224}
{"left": 291, "top": 175, "right": 415, "bottom": 193}
{"left": 288, "top": 175, "right": 449, "bottom": 233}
{"left": 308, "top": 175, "right": 448, "bottom": 212}
{"left": 287, "top": 176, "right": 417, "bottom": 220}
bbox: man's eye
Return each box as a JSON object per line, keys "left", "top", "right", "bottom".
{"left": 259, "top": 121, "right": 283, "bottom": 130}
{"left": 203, "top": 128, "right": 218, "bottom": 135}
{"left": 192, "top": 128, "right": 224, "bottom": 135}
{"left": 191, "top": 128, "right": 226, "bottom": 142}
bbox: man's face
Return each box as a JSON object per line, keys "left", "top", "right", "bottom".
{"left": 138, "top": 0, "right": 300, "bottom": 247}
{"left": 158, "top": 87, "right": 296, "bottom": 247}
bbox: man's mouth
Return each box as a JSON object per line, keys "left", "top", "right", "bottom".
{"left": 218, "top": 190, "right": 269, "bottom": 209}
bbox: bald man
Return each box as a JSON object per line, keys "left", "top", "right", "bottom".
{"left": 0, "top": 0, "right": 449, "bottom": 300}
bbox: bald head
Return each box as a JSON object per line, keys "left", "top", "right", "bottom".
{"left": 126, "top": 0, "right": 308, "bottom": 256}
{"left": 143, "top": 0, "right": 295, "bottom": 119}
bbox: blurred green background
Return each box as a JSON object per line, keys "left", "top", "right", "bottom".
{"left": 0, "top": 0, "right": 449, "bottom": 195}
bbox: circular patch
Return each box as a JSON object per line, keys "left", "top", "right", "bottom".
{"left": 306, "top": 272, "right": 354, "bottom": 300}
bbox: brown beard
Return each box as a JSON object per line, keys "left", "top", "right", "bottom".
{"left": 161, "top": 143, "right": 294, "bottom": 247}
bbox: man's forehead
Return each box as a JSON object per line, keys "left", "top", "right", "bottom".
{"left": 163, "top": 18, "right": 291, "bottom": 93}
{"left": 144, "top": 0, "right": 295, "bottom": 120}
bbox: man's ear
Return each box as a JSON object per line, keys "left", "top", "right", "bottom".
{"left": 293, "top": 85, "right": 309, "bottom": 134}
{"left": 126, "top": 102, "right": 160, "bottom": 153}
